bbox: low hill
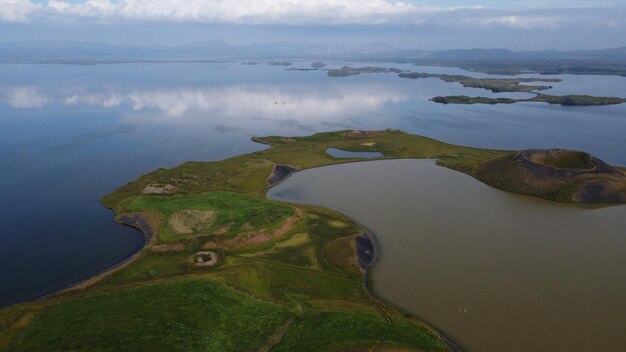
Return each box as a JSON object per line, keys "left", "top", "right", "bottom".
{"left": 473, "top": 149, "right": 626, "bottom": 203}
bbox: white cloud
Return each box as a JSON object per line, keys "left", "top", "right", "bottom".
{"left": 0, "top": 0, "right": 40, "bottom": 22}
{"left": 5, "top": 84, "right": 405, "bottom": 123}
{"left": 4, "top": 86, "right": 49, "bottom": 108}
{"left": 40, "top": 0, "right": 418, "bottom": 24}
{"left": 475, "top": 14, "right": 560, "bottom": 29}
{"left": 0, "top": 0, "right": 621, "bottom": 32}
{"left": 0, "top": 0, "right": 481, "bottom": 24}
{"left": 64, "top": 85, "right": 406, "bottom": 119}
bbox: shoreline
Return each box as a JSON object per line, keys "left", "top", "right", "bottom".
{"left": 264, "top": 163, "right": 465, "bottom": 352}
{"left": 23, "top": 213, "right": 153, "bottom": 307}
{"left": 356, "top": 224, "right": 464, "bottom": 352}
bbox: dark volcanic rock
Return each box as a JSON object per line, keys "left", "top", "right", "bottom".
{"left": 431, "top": 96, "right": 449, "bottom": 104}
{"left": 575, "top": 181, "right": 626, "bottom": 203}
{"left": 356, "top": 234, "right": 376, "bottom": 270}
{"left": 267, "top": 164, "right": 297, "bottom": 185}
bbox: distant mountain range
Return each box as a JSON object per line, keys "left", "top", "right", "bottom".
{"left": 427, "top": 47, "right": 626, "bottom": 61}
{"left": 0, "top": 40, "right": 625, "bottom": 63}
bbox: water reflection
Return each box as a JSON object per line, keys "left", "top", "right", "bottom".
{"left": 1, "top": 62, "right": 626, "bottom": 307}
{"left": 2, "top": 84, "right": 406, "bottom": 120}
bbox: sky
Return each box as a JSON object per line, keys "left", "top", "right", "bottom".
{"left": 0, "top": 0, "right": 624, "bottom": 50}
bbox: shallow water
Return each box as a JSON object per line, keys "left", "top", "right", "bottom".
{"left": 1, "top": 62, "right": 626, "bottom": 307}
{"left": 267, "top": 159, "right": 626, "bottom": 352}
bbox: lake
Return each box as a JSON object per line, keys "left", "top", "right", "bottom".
{"left": 267, "top": 159, "right": 626, "bottom": 352}
{"left": 1, "top": 62, "right": 625, "bottom": 309}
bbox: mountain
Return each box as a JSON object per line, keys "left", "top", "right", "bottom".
{"left": 1, "top": 41, "right": 625, "bottom": 63}
{"left": 426, "top": 47, "right": 626, "bottom": 61}
{"left": 428, "top": 48, "right": 518, "bottom": 60}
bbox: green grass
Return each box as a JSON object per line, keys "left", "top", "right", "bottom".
{"left": 6, "top": 279, "right": 289, "bottom": 352}
{"left": 272, "top": 311, "right": 446, "bottom": 352}
{"left": 103, "top": 252, "right": 192, "bottom": 285}
{"left": 7, "top": 129, "right": 621, "bottom": 351}
{"left": 125, "top": 192, "right": 294, "bottom": 242}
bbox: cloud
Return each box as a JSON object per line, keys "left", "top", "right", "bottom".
{"left": 474, "top": 14, "right": 560, "bottom": 29}
{"left": 3, "top": 86, "right": 49, "bottom": 108}
{"left": 0, "top": 0, "right": 40, "bottom": 22}
{"left": 0, "top": 0, "right": 622, "bottom": 34}
{"left": 64, "top": 85, "right": 406, "bottom": 120}
{"left": 0, "top": 0, "right": 481, "bottom": 25}
{"left": 42, "top": 0, "right": 418, "bottom": 24}
{"left": 5, "top": 84, "right": 405, "bottom": 123}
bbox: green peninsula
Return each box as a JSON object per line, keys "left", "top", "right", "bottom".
{"left": 2, "top": 130, "right": 625, "bottom": 352}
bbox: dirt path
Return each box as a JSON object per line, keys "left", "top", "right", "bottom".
{"left": 257, "top": 317, "right": 294, "bottom": 352}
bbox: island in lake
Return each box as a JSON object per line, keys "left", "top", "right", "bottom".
{"left": 1, "top": 130, "right": 624, "bottom": 352}
{"left": 326, "top": 66, "right": 626, "bottom": 106}
{"left": 430, "top": 94, "right": 626, "bottom": 106}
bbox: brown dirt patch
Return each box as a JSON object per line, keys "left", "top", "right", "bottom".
{"left": 142, "top": 183, "right": 178, "bottom": 195}
{"left": 202, "top": 208, "right": 302, "bottom": 251}
{"left": 325, "top": 235, "right": 360, "bottom": 275}
{"left": 343, "top": 130, "right": 379, "bottom": 139}
{"left": 150, "top": 243, "right": 186, "bottom": 253}
{"left": 257, "top": 317, "right": 294, "bottom": 352}
{"left": 169, "top": 209, "right": 217, "bottom": 235}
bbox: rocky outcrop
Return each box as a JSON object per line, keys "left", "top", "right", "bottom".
{"left": 474, "top": 149, "right": 626, "bottom": 203}
{"left": 267, "top": 165, "right": 297, "bottom": 186}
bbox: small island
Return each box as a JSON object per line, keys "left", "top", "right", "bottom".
{"left": 327, "top": 66, "right": 404, "bottom": 77}
{"left": 267, "top": 61, "right": 293, "bottom": 66}
{"left": 325, "top": 66, "right": 625, "bottom": 106}
{"left": 398, "top": 72, "right": 560, "bottom": 93}
{"left": 2, "top": 130, "right": 624, "bottom": 351}
{"left": 431, "top": 94, "right": 626, "bottom": 106}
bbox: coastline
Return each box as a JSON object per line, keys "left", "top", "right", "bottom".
{"left": 264, "top": 163, "right": 465, "bottom": 352}
{"left": 28, "top": 213, "right": 155, "bottom": 305}
{"left": 356, "top": 224, "right": 464, "bottom": 352}
{"left": 17, "top": 130, "right": 625, "bottom": 349}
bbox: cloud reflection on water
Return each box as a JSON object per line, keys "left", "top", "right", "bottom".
{"left": 2, "top": 84, "right": 406, "bottom": 124}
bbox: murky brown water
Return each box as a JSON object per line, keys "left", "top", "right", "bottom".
{"left": 267, "top": 159, "right": 626, "bottom": 352}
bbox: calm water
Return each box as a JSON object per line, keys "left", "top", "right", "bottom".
{"left": 267, "top": 159, "right": 626, "bottom": 352}
{"left": 1, "top": 62, "right": 625, "bottom": 308}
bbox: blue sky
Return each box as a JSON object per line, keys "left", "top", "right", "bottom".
{"left": 1, "top": 1, "right": 624, "bottom": 50}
